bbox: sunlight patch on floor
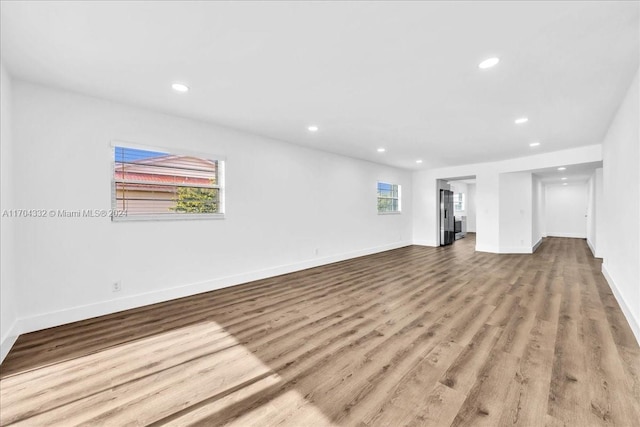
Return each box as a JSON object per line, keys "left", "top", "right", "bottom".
{"left": 0, "top": 321, "right": 332, "bottom": 426}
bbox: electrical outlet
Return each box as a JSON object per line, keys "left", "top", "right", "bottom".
{"left": 112, "top": 281, "right": 122, "bottom": 292}
{"left": 315, "top": 248, "right": 319, "bottom": 256}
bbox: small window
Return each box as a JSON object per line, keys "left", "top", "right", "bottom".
{"left": 454, "top": 192, "right": 465, "bottom": 212}
{"left": 377, "top": 182, "right": 401, "bottom": 214}
{"left": 112, "top": 145, "right": 224, "bottom": 220}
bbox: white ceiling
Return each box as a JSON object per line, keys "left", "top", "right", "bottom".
{"left": 450, "top": 179, "right": 477, "bottom": 186}
{"left": 532, "top": 161, "right": 603, "bottom": 185}
{"left": 1, "top": 1, "right": 638, "bottom": 169}
{"left": 445, "top": 159, "right": 603, "bottom": 187}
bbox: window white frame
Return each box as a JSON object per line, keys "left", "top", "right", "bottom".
{"left": 377, "top": 181, "right": 402, "bottom": 214}
{"left": 111, "top": 141, "right": 226, "bottom": 221}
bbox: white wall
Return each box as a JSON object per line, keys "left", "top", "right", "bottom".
{"left": 474, "top": 171, "right": 500, "bottom": 252}
{"left": 9, "top": 81, "right": 413, "bottom": 336}
{"left": 0, "top": 64, "right": 19, "bottom": 361}
{"left": 587, "top": 173, "right": 597, "bottom": 251}
{"left": 586, "top": 169, "right": 604, "bottom": 257}
{"left": 531, "top": 175, "right": 544, "bottom": 248}
{"left": 466, "top": 183, "right": 476, "bottom": 232}
{"left": 499, "top": 172, "right": 533, "bottom": 253}
{"left": 594, "top": 168, "right": 604, "bottom": 258}
{"left": 412, "top": 144, "right": 602, "bottom": 252}
{"left": 544, "top": 183, "right": 588, "bottom": 238}
{"left": 601, "top": 69, "right": 639, "bottom": 343}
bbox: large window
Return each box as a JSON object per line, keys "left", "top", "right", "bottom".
{"left": 112, "top": 144, "right": 224, "bottom": 220}
{"left": 377, "top": 182, "right": 401, "bottom": 213}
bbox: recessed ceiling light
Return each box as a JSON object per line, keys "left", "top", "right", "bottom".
{"left": 478, "top": 57, "right": 500, "bottom": 69}
{"left": 377, "top": 148, "right": 386, "bottom": 153}
{"left": 558, "top": 167, "right": 566, "bottom": 171}
{"left": 416, "top": 159, "right": 423, "bottom": 164}
{"left": 171, "top": 82, "right": 189, "bottom": 93}
{"left": 561, "top": 177, "right": 567, "bottom": 180}
{"left": 515, "top": 117, "right": 529, "bottom": 124}
{"left": 307, "top": 125, "right": 319, "bottom": 132}
{"left": 563, "top": 183, "right": 568, "bottom": 186}
{"left": 529, "top": 142, "right": 540, "bottom": 147}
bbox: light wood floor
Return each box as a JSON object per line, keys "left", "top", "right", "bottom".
{"left": 1, "top": 235, "right": 639, "bottom": 426}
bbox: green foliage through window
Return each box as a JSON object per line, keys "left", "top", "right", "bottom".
{"left": 172, "top": 186, "right": 219, "bottom": 213}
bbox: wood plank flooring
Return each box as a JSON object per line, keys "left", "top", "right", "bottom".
{"left": 1, "top": 235, "right": 639, "bottom": 426}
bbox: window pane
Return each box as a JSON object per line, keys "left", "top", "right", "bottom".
{"left": 377, "top": 182, "right": 401, "bottom": 213}
{"left": 454, "top": 192, "right": 464, "bottom": 211}
{"left": 113, "top": 146, "right": 222, "bottom": 217}
{"left": 115, "top": 183, "right": 219, "bottom": 215}
{"left": 377, "top": 198, "right": 391, "bottom": 212}
{"left": 377, "top": 182, "right": 392, "bottom": 197}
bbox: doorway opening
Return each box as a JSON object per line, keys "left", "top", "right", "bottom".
{"left": 437, "top": 176, "right": 476, "bottom": 246}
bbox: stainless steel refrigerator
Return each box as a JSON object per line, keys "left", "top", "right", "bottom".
{"left": 440, "top": 189, "right": 455, "bottom": 246}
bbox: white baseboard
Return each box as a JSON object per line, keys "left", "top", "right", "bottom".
{"left": 0, "top": 320, "right": 19, "bottom": 364}
{"left": 602, "top": 264, "right": 640, "bottom": 346}
{"left": 14, "top": 241, "right": 413, "bottom": 337}
{"left": 412, "top": 239, "right": 437, "bottom": 247}
{"left": 479, "top": 240, "right": 541, "bottom": 255}
{"left": 546, "top": 232, "right": 586, "bottom": 239}
{"left": 475, "top": 244, "right": 500, "bottom": 253}
{"left": 586, "top": 239, "right": 603, "bottom": 259}
{"left": 532, "top": 238, "right": 543, "bottom": 253}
